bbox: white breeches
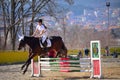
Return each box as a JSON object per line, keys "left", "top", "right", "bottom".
{"left": 42, "top": 36, "right": 47, "bottom": 43}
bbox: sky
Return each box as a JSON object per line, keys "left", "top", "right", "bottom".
{"left": 61, "top": 0, "right": 120, "bottom": 15}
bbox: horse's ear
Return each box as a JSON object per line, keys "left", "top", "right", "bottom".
{"left": 18, "top": 34, "right": 24, "bottom": 41}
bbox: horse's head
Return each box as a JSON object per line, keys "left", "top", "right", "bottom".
{"left": 18, "top": 36, "right": 26, "bottom": 50}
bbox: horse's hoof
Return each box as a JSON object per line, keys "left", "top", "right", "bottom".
{"left": 23, "top": 69, "right": 27, "bottom": 75}
{"left": 23, "top": 71, "right": 25, "bottom": 75}
{"left": 21, "top": 65, "right": 24, "bottom": 70}
{"left": 21, "top": 67, "right": 23, "bottom": 70}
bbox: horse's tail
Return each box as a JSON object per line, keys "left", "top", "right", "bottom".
{"left": 57, "top": 36, "right": 67, "bottom": 52}
{"left": 62, "top": 42, "right": 67, "bottom": 52}
{"left": 61, "top": 40, "right": 68, "bottom": 57}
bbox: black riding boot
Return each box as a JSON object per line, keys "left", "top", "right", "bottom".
{"left": 42, "top": 40, "right": 47, "bottom": 51}
{"left": 43, "top": 40, "right": 47, "bottom": 47}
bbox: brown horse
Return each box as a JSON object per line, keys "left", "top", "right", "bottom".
{"left": 18, "top": 36, "right": 67, "bottom": 74}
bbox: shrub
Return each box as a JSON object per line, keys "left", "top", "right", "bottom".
{"left": 0, "top": 51, "right": 38, "bottom": 64}
{"left": 109, "top": 47, "right": 120, "bottom": 55}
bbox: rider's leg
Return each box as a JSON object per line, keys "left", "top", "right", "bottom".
{"left": 42, "top": 36, "right": 47, "bottom": 48}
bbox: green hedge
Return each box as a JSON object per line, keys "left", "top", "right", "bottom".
{"left": 0, "top": 51, "right": 38, "bottom": 64}
{"left": 0, "top": 48, "right": 119, "bottom": 64}
{"left": 68, "top": 49, "right": 79, "bottom": 55}
{"left": 109, "top": 47, "right": 120, "bottom": 54}
{"left": 68, "top": 47, "right": 120, "bottom": 55}
{"left": 0, "top": 50, "right": 80, "bottom": 64}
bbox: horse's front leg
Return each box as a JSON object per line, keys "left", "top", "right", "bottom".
{"left": 21, "top": 48, "right": 32, "bottom": 71}
{"left": 21, "top": 61, "right": 27, "bottom": 70}
{"left": 22, "top": 53, "right": 36, "bottom": 74}
{"left": 23, "top": 60, "right": 31, "bottom": 74}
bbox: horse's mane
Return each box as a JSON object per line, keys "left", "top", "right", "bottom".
{"left": 24, "top": 36, "right": 40, "bottom": 40}
{"left": 24, "top": 36, "right": 39, "bottom": 44}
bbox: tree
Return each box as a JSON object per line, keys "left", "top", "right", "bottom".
{"left": 0, "top": 0, "right": 74, "bottom": 50}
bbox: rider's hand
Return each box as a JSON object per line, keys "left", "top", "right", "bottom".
{"left": 34, "top": 36, "right": 38, "bottom": 38}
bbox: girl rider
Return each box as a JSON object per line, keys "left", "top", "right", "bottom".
{"left": 32, "top": 19, "right": 47, "bottom": 48}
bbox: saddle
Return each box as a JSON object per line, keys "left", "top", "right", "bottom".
{"left": 39, "top": 37, "right": 51, "bottom": 48}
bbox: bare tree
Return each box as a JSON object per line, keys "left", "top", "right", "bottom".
{"left": 0, "top": 0, "right": 74, "bottom": 50}
{"left": 0, "top": 0, "right": 11, "bottom": 49}
{"left": 0, "top": 0, "right": 28, "bottom": 50}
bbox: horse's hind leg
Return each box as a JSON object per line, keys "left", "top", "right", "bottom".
{"left": 55, "top": 52, "right": 59, "bottom": 58}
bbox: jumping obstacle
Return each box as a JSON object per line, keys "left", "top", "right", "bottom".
{"left": 31, "top": 40, "right": 102, "bottom": 78}
{"left": 31, "top": 57, "right": 92, "bottom": 77}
